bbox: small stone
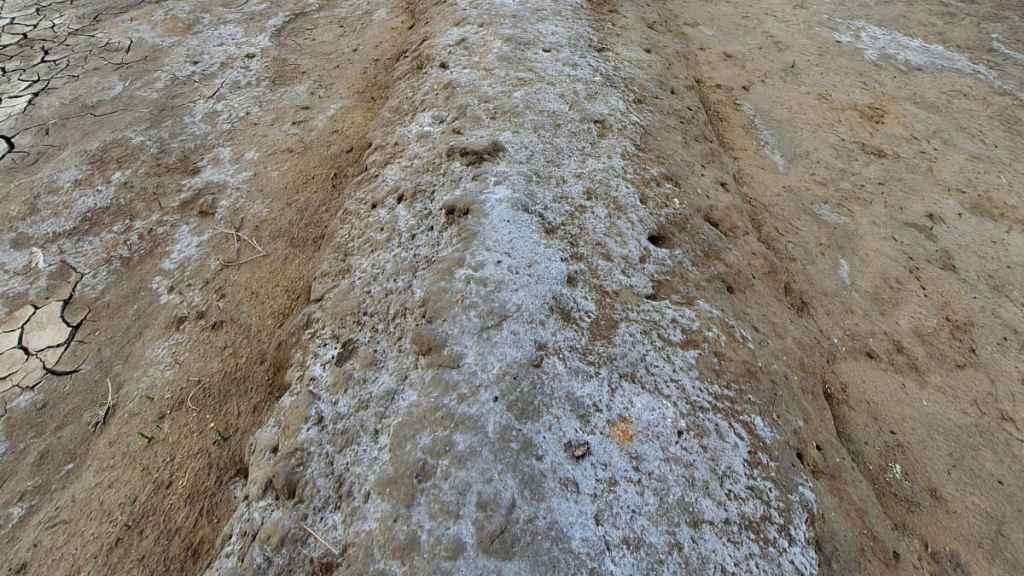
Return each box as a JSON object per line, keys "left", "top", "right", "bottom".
{"left": 0, "top": 305, "right": 34, "bottom": 332}
{"left": 563, "top": 439, "right": 591, "bottom": 461}
{"left": 195, "top": 196, "right": 218, "bottom": 216}
{"left": 21, "top": 301, "right": 71, "bottom": 353}
{"left": 0, "top": 348, "right": 27, "bottom": 379}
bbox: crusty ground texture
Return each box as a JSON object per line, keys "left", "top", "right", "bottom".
{"left": 1, "top": 0, "right": 1022, "bottom": 574}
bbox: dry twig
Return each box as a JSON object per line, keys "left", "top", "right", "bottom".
{"left": 186, "top": 377, "right": 205, "bottom": 412}
{"left": 89, "top": 378, "right": 114, "bottom": 431}
{"left": 301, "top": 523, "right": 340, "bottom": 556}
{"left": 214, "top": 227, "right": 267, "bottom": 266}
{"left": 205, "top": 77, "right": 228, "bottom": 100}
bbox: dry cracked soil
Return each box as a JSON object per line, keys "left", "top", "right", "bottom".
{"left": 1, "top": 0, "right": 1022, "bottom": 574}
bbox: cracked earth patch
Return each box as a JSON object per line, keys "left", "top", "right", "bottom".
{"left": 0, "top": 267, "right": 85, "bottom": 397}
{"left": 0, "top": 0, "right": 136, "bottom": 161}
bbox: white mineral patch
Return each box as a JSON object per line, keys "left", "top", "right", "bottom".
{"left": 832, "top": 19, "right": 1008, "bottom": 91}
{"left": 29, "top": 248, "right": 44, "bottom": 270}
{"left": 739, "top": 100, "right": 788, "bottom": 173}
{"left": 838, "top": 258, "right": 851, "bottom": 286}
{"left": 0, "top": 168, "right": 123, "bottom": 303}
{"left": 1, "top": 0, "right": 291, "bottom": 305}
{"left": 0, "top": 502, "right": 26, "bottom": 535}
{"left": 140, "top": 4, "right": 291, "bottom": 137}
{"left": 992, "top": 34, "right": 1024, "bottom": 61}
{"left": 150, "top": 276, "right": 174, "bottom": 305}
{"left": 161, "top": 224, "right": 205, "bottom": 271}
{"left": 887, "top": 461, "right": 907, "bottom": 484}
{"left": 815, "top": 203, "right": 847, "bottom": 225}
{"left": 184, "top": 147, "right": 258, "bottom": 212}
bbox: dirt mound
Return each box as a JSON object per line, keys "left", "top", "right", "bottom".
{"left": 1, "top": 0, "right": 1022, "bottom": 574}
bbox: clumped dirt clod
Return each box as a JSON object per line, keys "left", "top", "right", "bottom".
{"left": 563, "top": 439, "right": 592, "bottom": 461}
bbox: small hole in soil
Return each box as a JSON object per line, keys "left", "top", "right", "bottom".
{"left": 443, "top": 205, "right": 470, "bottom": 219}
{"left": 644, "top": 291, "right": 665, "bottom": 302}
{"left": 725, "top": 283, "right": 735, "bottom": 295}
{"left": 647, "top": 231, "right": 671, "bottom": 248}
{"left": 704, "top": 214, "right": 723, "bottom": 234}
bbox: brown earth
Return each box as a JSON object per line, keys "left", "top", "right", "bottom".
{"left": 1, "top": 0, "right": 1022, "bottom": 574}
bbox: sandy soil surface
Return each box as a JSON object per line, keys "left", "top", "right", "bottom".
{"left": 1, "top": 0, "right": 1021, "bottom": 574}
